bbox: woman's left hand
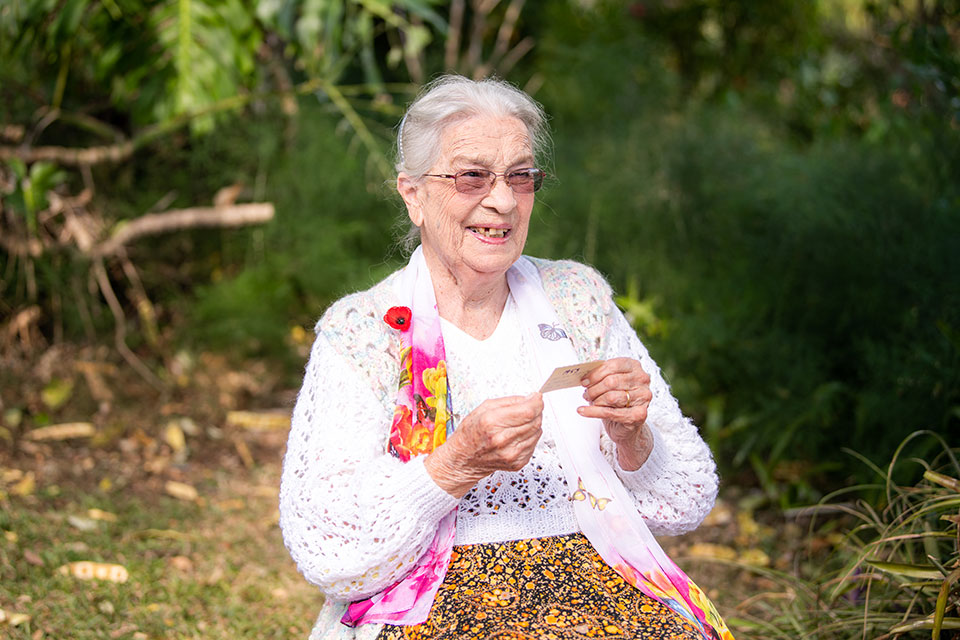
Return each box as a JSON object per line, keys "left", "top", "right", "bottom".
{"left": 578, "top": 357, "right": 654, "bottom": 471}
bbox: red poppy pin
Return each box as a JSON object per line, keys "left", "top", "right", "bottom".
{"left": 384, "top": 306, "right": 412, "bottom": 331}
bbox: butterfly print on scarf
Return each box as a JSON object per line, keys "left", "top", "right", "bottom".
{"left": 538, "top": 323, "right": 567, "bottom": 341}
{"left": 571, "top": 477, "right": 612, "bottom": 511}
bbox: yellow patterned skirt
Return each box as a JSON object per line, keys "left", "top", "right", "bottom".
{"left": 377, "top": 532, "right": 702, "bottom": 640}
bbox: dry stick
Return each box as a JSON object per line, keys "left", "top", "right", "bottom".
{"left": 92, "top": 258, "right": 161, "bottom": 389}
{"left": 0, "top": 76, "right": 396, "bottom": 173}
{"left": 117, "top": 250, "right": 159, "bottom": 348}
{"left": 466, "top": 0, "right": 498, "bottom": 77}
{"left": 445, "top": 0, "right": 466, "bottom": 70}
{"left": 70, "top": 275, "right": 96, "bottom": 343}
{"left": 2, "top": 306, "right": 41, "bottom": 351}
{"left": 498, "top": 36, "right": 535, "bottom": 77}
{"left": 403, "top": 17, "right": 426, "bottom": 85}
{"left": 0, "top": 234, "right": 43, "bottom": 258}
{"left": 491, "top": 0, "right": 526, "bottom": 62}
{"left": 93, "top": 203, "right": 275, "bottom": 257}
{"left": 0, "top": 140, "right": 136, "bottom": 166}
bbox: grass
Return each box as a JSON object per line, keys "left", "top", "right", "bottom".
{"left": 0, "top": 452, "right": 319, "bottom": 639}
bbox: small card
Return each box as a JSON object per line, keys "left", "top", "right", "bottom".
{"left": 539, "top": 361, "right": 604, "bottom": 393}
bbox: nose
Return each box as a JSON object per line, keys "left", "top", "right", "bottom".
{"left": 482, "top": 175, "right": 518, "bottom": 214}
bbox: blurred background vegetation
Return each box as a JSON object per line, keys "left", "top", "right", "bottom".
{"left": 1, "top": 0, "right": 957, "bottom": 496}
{"left": 2, "top": 1, "right": 959, "bottom": 636}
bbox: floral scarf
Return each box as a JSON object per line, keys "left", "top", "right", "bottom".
{"left": 342, "top": 247, "right": 734, "bottom": 640}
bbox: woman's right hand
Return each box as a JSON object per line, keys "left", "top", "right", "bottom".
{"left": 424, "top": 392, "right": 544, "bottom": 498}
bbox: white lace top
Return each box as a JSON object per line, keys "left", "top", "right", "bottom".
{"left": 278, "top": 258, "right": 718, "bottom": 639}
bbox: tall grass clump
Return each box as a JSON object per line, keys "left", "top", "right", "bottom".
{"left": 733, "top": 432, "right": 960, "bottom": 639}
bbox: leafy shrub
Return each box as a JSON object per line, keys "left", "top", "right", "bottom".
{"left": 529, "top": 9, "right": 960, "bottom": 490}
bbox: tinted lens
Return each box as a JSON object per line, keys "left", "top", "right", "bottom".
{"left": 454, "top": 170, "right": 493, "bottom": 194}
{"left": 507, "top": 169, "right": 543, "bottom": 193}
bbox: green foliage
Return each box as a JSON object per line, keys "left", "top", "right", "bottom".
{"left": 5, "top": 160, "right": 68, "bottom": 232}
{"left": 184, "top": 104, "right": 401, "bottom": 355}
{"left": 0, "top": 0, "right": 438, "bottom": 130}
{"left": 256, "top": 0, "right": 443, "bottom": 83}
{"left": 529, "top": 4, "right": 960, "bottom": 491}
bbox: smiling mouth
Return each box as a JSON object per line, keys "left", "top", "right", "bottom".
{"left": 469, "top": 227, "right": 510, "bottom": 239}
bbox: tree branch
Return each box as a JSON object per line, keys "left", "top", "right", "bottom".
{"left": 93, "top": 203, "right": 275, "bottom": 256}
{"left": 0, "top": 141, "right": 136, "bottom": 166}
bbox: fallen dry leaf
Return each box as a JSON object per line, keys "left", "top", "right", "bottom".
{"left": 25, "top": 422, "right": 95, "bottom": 441}
{"left": 67, "top": 515, "right": 99, "bottom": 532}
{"left": 687, "top": 543, "right": 738, "bottom": 561}
{"left": 168, "top": 555, "right": 193, "bottom": 573}
{"left": 4, "top": 531, "right": 18, "bottom": 543}
{"left": 0, "top": 608, "right": 31, "bottom": 626}
{"left": 87, "top": 508, "right": 118, "bottom": 522}
{"left": 133, "top": 529, "right": 191, "bottom": 541}
{"left": 11, "top": 472, "right": 35, "bottom": 496}
{"left": 57, "top": 561, "right": 129, "bottom": 583}
{"left": 702, "top": 499, "right": 734, "bottom": 527}
{"left": 164, "top": 481, "right": 198, "bottom": 502}
{"left": 216, "top": 498, "right": 245, "bottom": 511}
{"left": 23, "top": 549, "right": 44, "bottom": 566}
{"left": 225, "top": 410, "right": 290, "bottom": 431}
{"left": 233, "top": 436, "right": 255, "bottom": 469}
{"left": 163, "top": 421, "right": 186, "bottom": 453}
{"left": 109, "top": 622, "right": 139, "bottom": 638}
{"left": 252, "top": 485, "right": 277, "bottom": 498}
{"left": 738, "top": 549, "right": 771, "bottom": 567}
{"left": 74, "top": 361, "right": 115, "bottom": 403}
{"left": 2, "top": 468, "right": 24, "bottom": 484}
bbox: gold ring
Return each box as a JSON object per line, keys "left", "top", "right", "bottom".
{"left": 625, "top": 390, "right": 631, "bottom": 407}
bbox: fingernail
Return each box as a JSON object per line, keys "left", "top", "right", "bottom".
{"left": 582, "top": 390, "right": 588, "bottom": 400}
{"left": 580, "top": 379, "right": 589, "bottom": 387}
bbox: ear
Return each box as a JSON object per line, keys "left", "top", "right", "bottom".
{"left": 397, "top": 173, "right": 424, "bottom": 227}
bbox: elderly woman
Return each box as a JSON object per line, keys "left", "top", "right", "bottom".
{"left": 280, "top": 76, "right": 733, "bottom": 640}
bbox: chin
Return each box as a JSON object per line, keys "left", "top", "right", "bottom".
{"left": 467, "top": 249, "right": 524, "bottom": 274}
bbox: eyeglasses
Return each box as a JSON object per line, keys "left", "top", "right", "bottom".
{"left": 423, "top": 168, "right": 545, "bottom": 195}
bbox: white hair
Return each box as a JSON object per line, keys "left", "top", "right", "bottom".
{"left": 395, "top": 75, "right": 550, "bottom": 248}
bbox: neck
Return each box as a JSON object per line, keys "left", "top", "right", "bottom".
{"left": 421, "top": 247, "right": 511, "bottom": 340}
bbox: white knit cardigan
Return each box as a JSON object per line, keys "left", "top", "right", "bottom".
{"left": 279, "top": 257, "right": 719, "bottom": 640}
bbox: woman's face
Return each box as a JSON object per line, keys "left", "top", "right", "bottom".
{"left": 399, "top": 115, "right": 536, "bottom": 282}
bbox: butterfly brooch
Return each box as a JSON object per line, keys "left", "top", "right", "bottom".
{"left": 538, "top": 323, "right": 567, "bottom": 341}
{"left": 570, "top": 478, "right": 611, "bottom": 511}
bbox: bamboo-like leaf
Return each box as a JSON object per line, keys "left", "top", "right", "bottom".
{"left": 888, "top": 617, "right": 960, "bottom": 633}
{"left": 924, "top": 470, "right": 960, "bottom": 493}
{"left": 934, "top": 569, "right": 960, "bottom": 638}
{"left": 865, "top": 560, "right": 943, "bottom": 580}
{"left": 150, "top": 0, "right": 261, "bottom": 132}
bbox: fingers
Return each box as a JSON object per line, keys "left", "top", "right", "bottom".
{"left": 577, "top": 358, "right": 653, "bottom": 433}
{"left": 582, "top": 360, "right": 650, "bottom": 406}
{"left": 577, "top": 401, "right": 649, "bottom": 426}
{"left": 476, "top": 392, "right": 543, "bottom": 428}
{"left": 445, "top": 393, "right": 543, "bottom": 475}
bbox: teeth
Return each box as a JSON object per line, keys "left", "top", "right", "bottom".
{"left": 472, "top": 227, "right": 507, "bottom": 238}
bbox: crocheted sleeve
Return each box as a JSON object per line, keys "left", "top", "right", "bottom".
{"left": 278, "top": 287, "right": 460, "bottom": 601}
{"left": 600, "top": 306, "right": 719, "bottom": 536}
{"left": 538, "top": 260, "right": 719, "bottom": 537}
